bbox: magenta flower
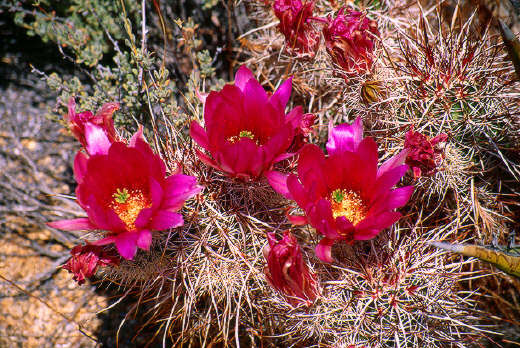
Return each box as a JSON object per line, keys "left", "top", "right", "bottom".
{"left": 190, "top": 66, "right": 304, "bottom": 186}
{"left": 66, "top": 97, "right": 120, "bottom": 150}
{"left": 263, "top": 231, "right": 320, "bottom": 306}
{"left": 323, "top": 7, "right": 379, "bottom": 76}
{"left": 287, "top": 117, "right": 413, "bottom": 262}
{"left": 404, "top": 128, "right": 448, "bottom": 178}
{"left": 48, "top": 127, "right": 203, "bottom": 260}
{"left": 63, "top": 243, "right": 120, "bottom": 285}
{"left": 273, "top": 0, "right": 320, "bottom": 56}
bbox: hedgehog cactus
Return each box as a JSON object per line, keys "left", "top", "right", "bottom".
{"left": 41, "top": 0, "right": 520, "bottom": 346}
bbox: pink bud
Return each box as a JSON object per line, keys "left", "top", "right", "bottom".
{"left": 66, "top": 97, "right": 120, "bottom": 150}
{"left": 323, "top": 7, "right": 379, "bottom": 77}
{"left": 288, "top": 113, "right": 317, "bottom": 152}
{"left": 404, "top": 128, "right": 448, "bottom": 178}
{"left": 263, "top": 231, "right": 320, "bottom": 306}
{"left": 272, "top": 0, "right": 320, "bottom": 56}
{"left": 63, "top": 244, "right": 120, "bottom": 285}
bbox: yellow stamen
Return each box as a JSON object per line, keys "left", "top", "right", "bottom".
{"left": 110, "top": 189, "right": 151, "bottom": 230}
{"left": 330, "top": 189, "right": 367, "bottom": 225}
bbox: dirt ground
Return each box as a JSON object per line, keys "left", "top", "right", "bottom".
{"left": 0, "top": 15, "right": 166, "bottom": 343}
{"left": 0, "top": 61, "right": 113, "bottom": 347}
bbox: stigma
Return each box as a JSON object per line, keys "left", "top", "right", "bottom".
{"left": 227, "top": 130, "right": 259, "bottom": 144}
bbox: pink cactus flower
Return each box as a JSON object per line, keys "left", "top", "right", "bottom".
{"left": 323, "top": 7, "right": 379, "bottom": 76}
{"left": 272, "top": 0, "right": 320, "bottom": 56}
{"left": 263, "top": 231, "right": 320, "bottom": 306}
{"left": 404, "top": 128, "right": 448, "bottom": 178}
{"left": 286, "top": 117, "right": 413, "bottom": 262}
{"left": 63, "top": 244, "right": 120, "bottom": 285}
{"left": 66, "top": 97, "right": 120, "bottom": 150}
{"left": 48, "top": 127, "right": 203, "bottom": 260}
{"left": 190, "top": 66, "right": 304, "bottom": 188}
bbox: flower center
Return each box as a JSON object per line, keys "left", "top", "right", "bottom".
{"left": 109, "top": 188, "right": 152, "bottom": 230}
{"left": 227, "top": 130, "right": 259, "bottom": 144}
{"left": 330, "top": 189, "right": 367, "bottom": 225}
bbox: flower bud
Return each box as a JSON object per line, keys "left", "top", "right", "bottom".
{"left": 263, "top": 231, "right": 320, "bottom": 306}
{"left": 404, "top": 128, "right": 448, "bottom": 178}
{"left": 323, "top": 7, "right": 379, "bottom": 77}
{"left": 66, "top": 97, "right": 119, "bottom": 149}
{"left": 63, "top": 244, "right": 120, "bottom": 285}
{"left": 360, "top": 80, "right": 386, "bottom": 104}
{"left": 273, "top": 0, "right": 320, "bottom": 56}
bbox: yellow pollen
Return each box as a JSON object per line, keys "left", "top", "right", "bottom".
{"left": 110, "top": 189, "right": 152, "bottom": 230}
{"left": 330, "top": 189, "right": 367, "bottom": 225}
{"left": 227, "top": 130, "right": 259, "bottom": 144}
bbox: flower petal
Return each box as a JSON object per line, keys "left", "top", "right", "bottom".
{"left": 297, "top": 144, "right": 327, "bottom": 191}
{"left": 204, "top": 85, "right": 244, "bottom": 136}
{"left": 83, "top": 196, "right": 126, "bottom": 232}
{"left": 287, "top": 174, "right": 310, "bottom": 210}
{"left": 273, "top": 151, "right": 296, "bottom": 163}
{"left": 91, "top": 235, "right": 117, "bottom": 246}
{"left": 73, "top": 151, "right": 89, "bottom": 184}
{"left": 265, "top": 170, "right": 292, "bottom": 199}
{"left": 377, "top": 149, "right": 410, "bottom": 179}
{"left": 85, "top": 123, "right": 111, "bottom": 155}
{"left": 128, "top": 127, "right": 166, "bottom": 178}
{"left": 235, "top": 65, "right": 254, "bottom": 90}
{"left": 150, "top": 210, "right": 184, "bottom": 230}
{"left": 371, "top": 165, "right": 409, "bottom": 201}
{"left": 46, "top": 218, "right": 95, "bottom": 231}
{"left": 356, "top": 211, "right": 401, "bottom": 231}
{"left": 287, "top": 214, "right": 308, "bottom": 225}
{"left": 285, "top": 105, "right": 304, "bottom": 128}
{"left": 134, "top": 207, "right": 153, "bottom": 229}
{"left": 243, "top": 77, "right": 269, "bottom": 113}
{"left": 326, "top": 117, "right": 363, "bottom": 156}
{"left": 150, "top": 177, "right": 164, "bottom": 209}
{"left": 94, "top": 102, "right": 119, "bottom": 118}
{"left": 386, "top": 186, "right": 414, "bottom": 210}
{"left": 355, "top": 137, "right": 378, "bottom": 170}
{"left": 353, "top": 228, "right": 380, "bottom": 240}
{"left": 67, "top": 97, "right": 77, "bottom": 117}
{"left": 115, "top": 232, "right": 139, "bottom": 260}
{"left": 261, "top": 124, "right": 293, "bottom": 168}
{"left": 136, "top": 229, "right": 152, "bottom": 250}
{"left": 161, "top": 174, "right": 203, "bottom": 211}
{"left": 270, "top": 76, "right": 293, "bottom": 110}
{"left": 128, "top": 125, "right": 145, "bottom": 147}
{"left": 190, "top": 120, "right": 210, "bottom": 151}
{"left": 218, "top": 139, "right": 260, "bottom": 179}
{"left": 335, "top": 216, "right": 355, "bottom": 238}
{"left": 195, "top": 148, "right": 222, "bottom": 171}
{"left": 308, "top": 199, "right": 341, "bottom": 240}
{"left": 315, "top": 238, "right": 335, "bottom": 263}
